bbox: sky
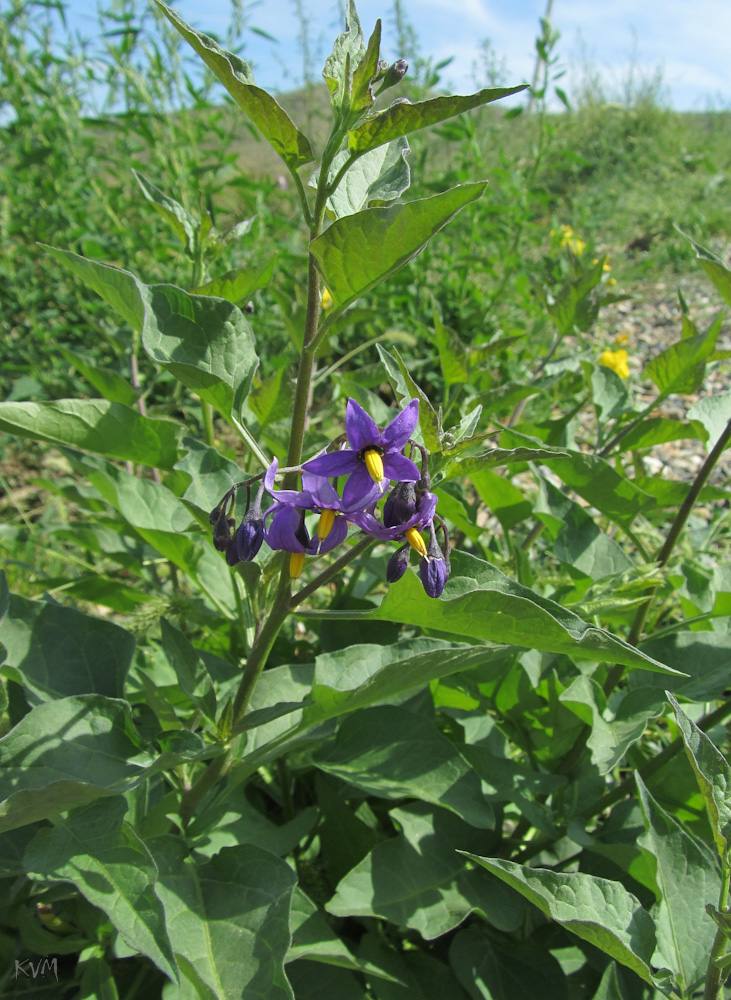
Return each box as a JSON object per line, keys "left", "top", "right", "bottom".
{"left": 56, "top": 0, "right": 731, "bottom": 111}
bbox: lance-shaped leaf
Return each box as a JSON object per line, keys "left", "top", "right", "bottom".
{"left": 149, "top": 835, "right": 296, "bottom": 1000}
{"left": 463, "top": 856, "right": 660, "bottom": 987}
{"left": 310, "top": 138, "right": 411, "bottom": 220}
{"left": 0, "top": 399, "right": 180, "bottom": 469}
{"left": 25, "top": 798, "right": 177, "bottom": 983}
{"left": 160, "top": 618, "right": 216, "bottom": 724}
{"left": 58, "top": 346, "right": 139, "bottom": 406}
{"left": 133, "top": 169, "right": 197, "bottom": 253}
{"left": 193, "top": 257, "right": 276, "bottom": 304}
{"left": 45, "top": 248, "right": 258, "bottom": 422}
{"left": 677, "top": 227, "right": 731, "bottom": 308}
{"left": 0, "top": 592, "right": 135, "bottom": 704}
{"left": 301, "top": 551, "right": 684, "bottom": 674}
{"left": 323, "top": 0, "right": 365, "bottom": 111}
{"left": 309, "top": 183, "right": 487, "bottom": 310}
{"left": 635, "top": 774, "right": 719, "bottom": 994}
{"left": 313, "top": 705, "right": 494, "bottom": 828}
{"left": 644, "top": 312, "right": 724, "bottom": 396}
{"left": 348, "top": 85, "right": 528, "bottom": 154}
{"left": 0, "top": 694, "right": 205, "bottom": 832}
{"left": 155, "top": 1, "right": 313, "bottom": 168}
{"left": 669, "top": 692, "right": 731, "bottom": 858}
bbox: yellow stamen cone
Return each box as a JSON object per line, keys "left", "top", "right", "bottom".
{"left": 364, "top": 448, "right": 384, "bottom": 487}
{"left": 289, "top": 552, "right": 306, "bottom": 579}
{"left": 317, "top": 509, "right": 336, "bottom": 541}
{"left": 405, "top": 527, "right": 427, "bottom": 559}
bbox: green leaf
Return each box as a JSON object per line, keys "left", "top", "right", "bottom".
{"left": 307, "top": 638, "right": 505, "bottom": 726}
{"left": 77, "top": 956, "right": 120, "bottom": 1000}
{"left": 449, "top": 924, "right": 568, "bottom": 1000}
{"left": 559, "top": 678, "right": 665, "bottom": 774}
{"left": 313, "top": 139, "right": 411, "bottom": 220}
{"left": 469, "top": 469, "right": 532, "bottom": 532}
{"left": 193, "top": 257, "right": 276, "bottom": 304}
{"left": 669, "top": 692, "right": 731, "bottom": 858}
{"left": 160, "top": 619, "right": 216, "bottom": 723}
{"left": 187, "top": 798, "right": 317, "bottom": 861}
{"left": 249, "top": 367, "right": 292, "bottom": 427}
{"left": 677, "top": 227, "right": 731, "bottom": 307}
{"left": 500, "top": 429, "right": 656, "bottom": 529}
{"left": 635, "top": 775, "right": 719, "bottom": 994}
{"left": 688, "top": 391, "right": 731, "bottom": 452}
{"left": 155, "top": 1, "right": 313, "bottom": 168}
{"left": 643, "top": 313, "right": 724, "bottom": 395}
{"left": 348, "top": 86, "right": 528, "bottom": 154}
{"left": 45, "top": 248, "right": 259, "bottom": 422}
{"left": 150, "top": 836, "right": 296, "bottom": 1000}
{"left": 313, "top": 705, "right": 494, "bottom": 828}
{"left": 58, "top": 347, "right": 139, "bottom": 406}
{"left": 618, "top": 416, "right": 704, "bottom": 452}
{"left": 635, "top": 632, "right": 731, "bottom": 702}
{"left": 0, "top": 399, "right": 180, "bottom": 469}
{"left": 323, "top": 0, "right": 365, "bottom": 112}
{"left": 0, "top": 592, "right": 135, "bottom": 704}
{"left": 0, "top": 694, "right": 204, "bottom": 832}
{"left": 24, "top": 798, "right": 177, "bottom": 982}
{"left": 173, "top": 436, "right": 243, "bottom": 516}
{"left": 133, "top": 169, "right": 197, "bottom": 253}
{"left": 327, "top": 804, "right": 524, "bottom": 939}
{"left": 441, "top": 445, "right": 571, "bottom": 481}
{"left": 310, "top": 183, "right": 487, "bottom": 310}
{"left": 463, "top": 856, "right": 660, "bottom": 986}
{"left": 376, "top": 344, "right": 441, "bottom": 452}
{"left": 286, "top": 962, "right": 365, "bottom": 1000}
{"left": 590, "top": 963, "right": 633, "bottom": 1000}
{"left": 351, "top": 17, "right": 381, "bottom": 112}
{"left": 303, "top": 551, "right": 682, "bottom": 674}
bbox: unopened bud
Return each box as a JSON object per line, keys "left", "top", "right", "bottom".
{"left": 377, "top": 59, "right": 408, "bottom": 95}
{"left": 244, "top": 300, "right": 255, "bottom": 314}
{"left": 383, "top": 481, "right": 416, "bottom": 528}
{"left": 386, "top": 544, "right": 410, "bottom": 583}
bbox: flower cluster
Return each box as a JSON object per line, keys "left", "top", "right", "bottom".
{"left": 210, "top": 398, "right": 450, "bottom": 598}
{"left": 599, "top": 347, "right": 630, "bottom": 379}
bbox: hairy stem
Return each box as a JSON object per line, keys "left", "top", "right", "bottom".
{"left": 705, "top": 865, "right": 731, "bottom": 1000}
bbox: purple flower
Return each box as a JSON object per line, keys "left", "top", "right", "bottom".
{"left": 350, "top": 490, "right": 437, "bottom": 542}
{"left": 265, "top": 504, "right": 318, "bottom": 555}
{"left": 302, "top": 398, "right": 420, "bottom": 509}
{"left": 264, "top": 458, "right": 360, "bottom": 553}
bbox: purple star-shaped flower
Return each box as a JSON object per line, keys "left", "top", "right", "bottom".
{"left": 302, "top": 398, "right": 420, "bottom": 509}
{"left": 350, "top": 490, "right": 438, "bottom": 542}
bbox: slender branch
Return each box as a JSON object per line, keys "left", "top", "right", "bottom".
{"left": 705, "top": 864, "right": 731, "bottom": 1000}
{"left": 288, "top": 165, "right": 314, "bottom": 230}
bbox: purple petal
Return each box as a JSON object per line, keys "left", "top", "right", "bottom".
{"left": 265, "top": 504, "right": 313, "bottom": 553}
{"left": 302, "top": 450, "right": 359, "bottom": 478}
{"left": 382, "top": 452, "right": 420, "bottom": 482}
{"left": 318, "top": 513, "right": 349, "bottom": 554}
{"left": 264, "top": 458, "right": 308, "bottom": 505}
{"left": 349, "top": 510, "right": 400, "bottom": 540}
{"left": 302, "top": 473, "right": 341, "bottom": 508}
{"left": 342, "top": 464, "right": 385, "bottom": 510}
{"left": 380, "top": 399, "right": 419, "bottom": 451}
{"left": 345, "top": 398, "right": 380, "bottom": 452}
{"left": 340, "top": 478, "right": 382, "bottom": 513}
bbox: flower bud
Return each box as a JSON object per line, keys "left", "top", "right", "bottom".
{"left": 383, "top": 481, "right": 417, "bottom": 528}
{"left": 245, "top": 300, "right": 255, "bottom": 314}
{"left": 377, "top": 59, "right": 408, "bottom": 95}
{"left": 419, "top": 524, "right": 449, "bottom": 598}
{"left": 386, "top": 544, "right": 410, "bottom": 583}
{"left": 212, "top": 508, "right": 234, "bottom": 552}
{"left": 231, "top": 512, "right": 265, "bottom": 563}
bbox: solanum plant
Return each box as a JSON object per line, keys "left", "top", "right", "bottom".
{"left": 1, "top": 2, "right": 731, "bottom": 999}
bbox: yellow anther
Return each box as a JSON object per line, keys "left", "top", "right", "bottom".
{"left": 364, "top": 448, "right": 384, "bottom": 486}
{"left": 405, "top": 527, "right": 427, "bottom": 559}
{"left": 289, "top": 552, "right": 306, "bottom": 579}
{"left": 317, "top": 509, "right": 336, "bottom": 541}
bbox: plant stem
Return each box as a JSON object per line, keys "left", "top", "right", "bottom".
{"left": 604, "top": 415, "right": 731, "bottom": 698}
{"left": 705, "top": 864, "right": 731, "bottom": 1000}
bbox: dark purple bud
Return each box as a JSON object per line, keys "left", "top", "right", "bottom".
{"left": 386, "top": 544, "right": 410, "bottom": 583}
{"left": 245, "top": 300, "right": 255, "bottom": 314}
{"left": 231, "top": 512, "right": 264, "bottom": 563}
{"left": 377, "top": 59, "right": 408, "bottom": 94}
{"left": 419, "top": 524, "right": 449, "bottom": 598}
{"left": 383, "top": 481, "right": 417, "bottom": 528}
{"left": 212, "top": 509, "right": 234, "bottom": 552}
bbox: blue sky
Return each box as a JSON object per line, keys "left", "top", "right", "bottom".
{"left": 61, "top": 0, "right": 731, "bottom": 111}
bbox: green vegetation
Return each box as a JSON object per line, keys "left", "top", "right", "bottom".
{"left": 1, "top": 1, "right": 731, "bottom": 998}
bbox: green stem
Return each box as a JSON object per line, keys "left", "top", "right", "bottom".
{"left": 705, "top": 865, "right": 731, "bottom": 1000}
{"left": 598, "top": 393, "right": 667, "bottom": 458}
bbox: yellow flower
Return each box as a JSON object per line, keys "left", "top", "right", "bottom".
{"left": 570, "top": 238, "right": 586, "bottom": 256}
{"left": 551, "top": 225, "right": 585, "bottom": 255}
{"left": 599, "top": 348, "right": 630, "bottom": 379}
{"left": 321, "top": 287, "right": 333, "bottom": 311}
{"left": 614, "top": 332, "right": 630, "bottom": 346}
